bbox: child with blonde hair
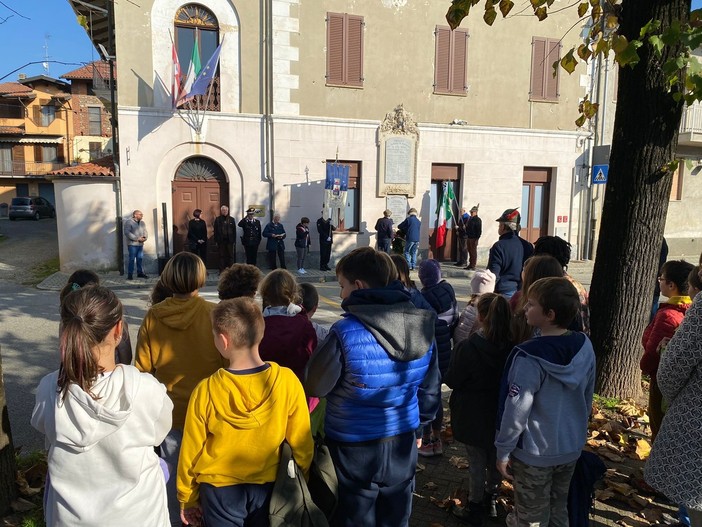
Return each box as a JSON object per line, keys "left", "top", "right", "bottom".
{"left": 453, "top": 269, "right": 496, "bottom": 346}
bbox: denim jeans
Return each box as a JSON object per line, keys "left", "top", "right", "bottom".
{"left": 378, "top": 239, "right": 391, "bottom": 254}
{"left": 404, "top": 241, "right": 419, "bottom": 270}
{"left": 127, "top": 244, "right": 144, "bottom": 276}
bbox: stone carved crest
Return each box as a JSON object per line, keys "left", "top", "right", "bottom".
{"left": 379, "top": 104, "right": 418, "bottom": 137}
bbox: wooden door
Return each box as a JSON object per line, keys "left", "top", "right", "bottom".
{"left": 521, "top": 167, "right": 551, "bottom": 243}
{"left": 172, "top": 181, "right": 224, "bottom": 268}
{"left": 428, "top": 164, "right": 461, "bottom": 262}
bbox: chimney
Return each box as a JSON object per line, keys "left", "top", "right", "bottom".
{"left": 18, "top": 73, "right": 27, "bottom": 80}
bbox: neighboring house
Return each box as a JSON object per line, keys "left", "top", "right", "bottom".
{"left": 63, "top": 0, "right": 701, "bottom": 272}
{"left": 60, "top": 61, "right": 114, "bottom": 164}
{"left": 0, "top": 75, "right": 72, "bottom": 210}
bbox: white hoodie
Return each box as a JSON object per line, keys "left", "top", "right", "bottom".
{"left": 31, "top": 365, "right": 173, "bottom": 527}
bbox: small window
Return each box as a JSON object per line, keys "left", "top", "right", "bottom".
{"left": 89, "top": 141, "right": 102, "bottom": 160}
{"left": 34, "top": 145, "right": 59, "bottom": 164}
{"left": 88, "top": 107, "right": 102, "bottom": 136}
{"left": 530, "top": 37, "right": 560, "bottom": 102}
{"left": 34, "top": 102, "right": 56, "bottom": 126}
{"left": 0, "top": 103, "right": 23, "bottom": 119}
{"left": 326, "top": 13, "right": 364, "bottom": 88}
{"left": 0, "top": 145, "right": 11, "bottom": 173}
{"left": 434, "top": 26, "right": 468, "bottom": 96}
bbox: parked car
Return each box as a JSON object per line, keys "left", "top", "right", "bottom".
{"left": 9, "top": 196, "right": 55, "bottom": 221}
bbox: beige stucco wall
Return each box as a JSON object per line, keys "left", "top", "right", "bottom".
{"left": 114, "top": 0, "right": 262, "bottom": 114}
{"left": 665, "top": 162, "right": 702, "bottom": 259}
{"left": 53, "top": 177, "right": 118, "bottom": 271}
{"left": 293, "top": 1, "right": 587, "bottom": 130}
{"left": 72, "top": 136, "right": 113, "bottom": 163}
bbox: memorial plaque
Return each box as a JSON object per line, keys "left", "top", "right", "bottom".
{"left": 384, "top": 138, "right": 413, "bottom": 185}
{"left": 386, "top": 195, "right": 408, "bottom": 223}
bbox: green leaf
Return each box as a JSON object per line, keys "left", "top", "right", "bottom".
{"left": 577, "top": 44, "right": 593, "bottom": 62}
{"left": 484, "top": 7, "right": 497, "bottom": 26}
{"left": 611, "top": 34, "right": 629, "bottom": 54}
{"left": 534, "top": 6, "right": 547, "bottom": 21}
{"left": 499, "top": 0, "right": 514, "bottom": 18}
{"left": 575, "top": 114, "right": 587, "bottom": 128}
{"left": 661, "top": 20, "right": 681, "bottom": 46}
{"left": 77, "top": 14, "right": 89, "bottom": 30}
{"left": 649, "top": 35, "right": 664, "bottom": 57}
{"left": 639, "top": 19, "right": 661, "bottom": 38}
{"left": 594, "top": 37, "right": 610, "bottom": 56}
{"left": 577, "top": 2, "right": 589, "bottom": 18}
{"left": 560, "top": 49, "right": 578, "bottom": 74}
{"left": 605, "top": 14, "right": 619, "bottom": 30}
{"left": 614, "top": 39, "right": 643, "bottom": 68}
{"left": 446, "top": 0, "right": 473, "bottom": 30}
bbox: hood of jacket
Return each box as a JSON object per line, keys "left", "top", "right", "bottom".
{"left": 47, "top": 366, "right": 139, "bottom": 452}
{"left": 514, "top": 332, "right": 591, "bottom": 390}
{"left": 148, "top": 295, "right": 210, "bottom": 330}
{"left": 206, "top": 364, "right": 281, "bottom": 430}
{"left": 341, "top": 281, "right": 436, "bottom": 361}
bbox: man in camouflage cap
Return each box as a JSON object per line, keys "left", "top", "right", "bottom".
{"left": 487, "top": 208, "right": 533, "bottom": 298}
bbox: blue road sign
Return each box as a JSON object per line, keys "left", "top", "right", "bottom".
{"left": 592, "top": 164, "right": 609, "bottom": 185}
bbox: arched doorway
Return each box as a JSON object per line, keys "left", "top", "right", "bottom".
{"left": 172, "top": 156, "right": 228, "bottom": 268}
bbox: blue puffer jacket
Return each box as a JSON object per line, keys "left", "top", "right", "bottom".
{"left": 398, "top": 215, "right": 421, "bottom": 243}
{"left": 421, "top": 281, "right": 458, "bottom": 375}
{"left": 325, "top": 317, "right": 434, "bottom": 442}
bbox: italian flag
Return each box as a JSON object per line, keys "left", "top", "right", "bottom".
{"left": 435, "top": 181, "right": 455, "bottom": 248}
{"left": 178, "top": 36, "right": 202, "bottom": 105}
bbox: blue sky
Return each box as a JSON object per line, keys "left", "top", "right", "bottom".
{"left": 0, "top": 1, "right": 95, "bottom": 83}
{"left": 1, "top": 0, "right": 702, "bottom": 84}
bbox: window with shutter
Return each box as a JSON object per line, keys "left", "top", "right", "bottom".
{"left": 434, "top": 26, "right": 468, "bottom": 96}
{"left": 530, "top": 37, "right": 560, "bottom": 102}
{"left": 88, "top": 107, "right": 102, "bottom": 136}
{"left": 326, "top": 13, "right": 364, "bottom": 88}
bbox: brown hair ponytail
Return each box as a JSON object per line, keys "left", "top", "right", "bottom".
{"left": 477, "top": 293, "right": 513, "bottom": 348}
{"left": 58, "top": 286, "right": 122, "bottom": 400}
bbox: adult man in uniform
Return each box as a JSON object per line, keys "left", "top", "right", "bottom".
{"left": 316, "top": 213, "right": 336, "bottom": 271}
{"left": 465, "top": 205, "right": 483, "bottom": 270}
{"left": 238, "top": 207, "right": 262, "bottom": 265}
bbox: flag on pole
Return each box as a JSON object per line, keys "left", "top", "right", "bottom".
{"left": 186, "top": 41, "right": 223, "bottom": 99}
{"left": 179, "top": 35, "right": 202, "bottom": 104}
{"left": 171, "top": 43, "right": 182, "bottom": 108}
{"left": 435, "top": 181, "right": 455, "bottom": 248}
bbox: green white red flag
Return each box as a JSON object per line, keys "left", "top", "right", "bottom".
{"left": 435, "top": 181, "right": 455, "bottom": 248}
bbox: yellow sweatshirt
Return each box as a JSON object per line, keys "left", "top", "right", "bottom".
{"left": 135, "top": 295, "right": 226, "bottom": 429}
{"left": 177, "top": 363, "right": 314, "bottom": 509}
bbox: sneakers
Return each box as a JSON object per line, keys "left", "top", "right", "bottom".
{"left": 137, "top": 273, "right": 149, "bottom": 278}
{"left": 127, "top": 274, "right": 133, "bottom": 280}
{"left": 417, "top": 438, "right": 442, "bottom": 457}
{"left": 297, "top": 268, "right": 307, "bottom": 274}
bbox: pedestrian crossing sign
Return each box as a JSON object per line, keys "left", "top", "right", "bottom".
{"left": 592, "top": 164, "right": 608, "bottom": 185}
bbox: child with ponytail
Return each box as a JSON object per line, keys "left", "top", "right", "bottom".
{"left": 444, "top": 292, "right": 514, "bottom": 527}
{"left": 32, "top": 286, "right": 173, "bottom": 526}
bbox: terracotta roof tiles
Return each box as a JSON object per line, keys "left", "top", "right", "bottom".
{"left": 0, "top": 126, "right": 25, "bottom": 135}
{"left": 61, "top": 61, "right": 115, "bottom": 81}
{"left": 0, "top": 82, "right": 33, "bottom": 96}
{"left": 49, "top": 155, "right": 114, "bottom": 177}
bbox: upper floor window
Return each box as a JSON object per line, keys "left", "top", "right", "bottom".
{"left": 88, "top": 106, "right": 102, "bottom": 135}
{"left": 33, "top": 101, "right": 55, "bottom": 127}
{"left": 326, "top": 13, "right": 364, "bottom": 88}
{"left": 175, "top": 4, "right": 220, "bottom": 111}
{"left": 530, "top": 37, "right": 560, "bottom": 102}
{"left": 0, "top": 102, "right": 23, "bottom": 119}
{"left": 434, "top": 26, "right": 468, "bottom": 96}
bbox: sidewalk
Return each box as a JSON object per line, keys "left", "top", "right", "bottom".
{"left": 36, "top": 259, "right": 596, "bottom": 291}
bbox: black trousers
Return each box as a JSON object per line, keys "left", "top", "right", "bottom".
{"left": 320, "top": 241, "right": 332, "bottom": 269}
{"left": 190, "top": 242, "right": 207, "bottom": 267}
{"left": 267, "top": 245, "right": 286, "bottom": 269}
{"left": 218, "top": 242, "right": 235, "bottom": 271}
{"left": 244, "top": 244, "right": 259, "bottom": 265}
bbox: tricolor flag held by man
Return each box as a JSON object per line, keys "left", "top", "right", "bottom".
{"left": 171, "top": 43, "right": 182, "bottom": 108}
{"left": 435, "top": 181, "right": 455, "bottom": 248}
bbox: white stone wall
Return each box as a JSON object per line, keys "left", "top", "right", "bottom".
{"left": 272, "top": 0, "right": 300, "bottom": 115}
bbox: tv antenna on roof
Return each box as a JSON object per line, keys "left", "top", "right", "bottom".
{"left": 42, "top": 34, "right": 51, "bottom": 74}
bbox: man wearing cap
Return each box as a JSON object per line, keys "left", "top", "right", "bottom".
{"left": 187, "top": 209, "right": 208, "bottom": 265}
{"left": 487, "top": 208, "right": 533, "bottom": 298}
{"left": 213, "top": 205, "right": 237, "bottom": 272}
{"left": 398, "top": 208, "right": 421, "bottom": 271}
{"left": 454, "top": 207, "right": 470, "bottom": 268}
{"left": 239, "top": 207, "right": 262, "bottom": 266}
{"left": 316, "top": 213, "right": 336, "bottom": 271}
{"left": 375, "top": 209, "right": 394, "bottom": 254}
{"left": 465, "top": 205, "right": 482, "bottom": 270}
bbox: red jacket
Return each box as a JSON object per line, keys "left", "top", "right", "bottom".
{"left": 640, "top": 301, "right": 690, "bottom": 377}
{"left": 259, "top": 313, "right": 317, "bottom": 383}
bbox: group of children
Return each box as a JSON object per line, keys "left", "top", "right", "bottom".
{"left": 34, "top": 236, "right": 697, "bottom": 527}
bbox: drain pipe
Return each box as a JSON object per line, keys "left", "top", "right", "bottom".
{"left": 263, "top": 0, "right": 275, "bottom": 221}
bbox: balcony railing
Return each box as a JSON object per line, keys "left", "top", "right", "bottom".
{"left": 0, "top": 161, "right": 68, "bottom": 177}
{"left": 680, "top": 102, "right": 702, "bottom": 134}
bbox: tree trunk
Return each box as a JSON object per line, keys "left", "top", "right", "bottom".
{"left": 0, "top": 346, "right": 17, "bottom": 514}
{"left": 590, "top": 0, "right": 690, "bottom": 398}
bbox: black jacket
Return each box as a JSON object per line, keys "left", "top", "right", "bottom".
{"left": 213, "top": 215, "right": 237, "bottom": 244}
{"left": 466, "top": 215, "right": 482, "bottom": 239}
{"left": 421, "top": 281, "right": 458, "bottom": 375}
{"left": 187, "top": 218, "right": 207, "bottom": 249}
{"left": 375, "top": 217, "right": 394, "bottom": 242}
{"left": 238, "top": 217, "right": 262, "bottom": 246}
{"left": 316, "top": 217, "right": 335, "bottom": 244}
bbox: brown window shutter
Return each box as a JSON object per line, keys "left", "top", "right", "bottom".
{"left": 346, "top": 15, "right": 364, "bottom": 87}
{"left": 530, "top": 37, "right": 547, "bottom": 100}
{"left": 33, "top": 105, "right": 41, "bottom": 123}
{"left": 34, "top": 145, "right": 43, "bottom": 162}
{"left": 451, "top": 29, "right": 468, "bottom": 94}
{"left": 545, "top": 39, "right": 560, "bottom": 100}
{"left": 12, "top": 145, "right": 24, "bottom": 163}
{"left": 326, "top": 13, "right": 345, "bottom": 85}
{"left": 56, "top": 146, "right": 65, "bottom": 164}
{"left": 434, "top": 26, "right": 451, "bottom": 94}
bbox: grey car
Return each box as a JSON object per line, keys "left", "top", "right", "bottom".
{"left": 9, "top": 196, "right": 55, "bottom": 221}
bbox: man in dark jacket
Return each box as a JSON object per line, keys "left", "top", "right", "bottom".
{"left": 305, "top": 247, "right": 440, "bottom": 527}
{"left": 487, "top": 208, "right": 533, "bottom": 298}
{"left": 398, "top": 208, "right": 421, "bottom": 271}
{"left": 262, "top": 213, "right": 287, "bottom": 269}
{"left": 213, "top": 205, "right": 237, "bottom": 272}
{"left": 238, "top": 207, "right": 262, "bottom": 266}
{"left": 187, "top": 209, "right": 208, "bottom": 265}
{"left": 465, "top": 205, "right": 483, "bottom": 270}
{"left": 375, "top": 209, "right": 394, "bottom": 254}
{"left": 316, "top": 214, "right": 336, "bottom": 271}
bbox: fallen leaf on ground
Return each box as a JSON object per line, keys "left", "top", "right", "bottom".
{"left": 606, "top": 480, "right": 636, "bottom": 497}
{"left": 424, "top": 481, "right": 438, "bottom": 490}
{"left": 639, "top": 508, "right": 663, "bottom": 523}
{"left": 595, "top": 489, "right": 616, "bottom": 501}
{"left": 449, "top": 456, "right": 469, "bottom": 469}
{"left": 429, "top": 496, "right": 460, "bottom": 510}
{"left": 630, "top": 494, "right": 652, "bottom": 507}
{"left": 634, "top": 439, "right": 651, "bottom": 460}
{"left": 10, "top": 498, "right": 35, "bottom": 513}
{"left": 599, "top": 449, "right": 625, "bottom": 462}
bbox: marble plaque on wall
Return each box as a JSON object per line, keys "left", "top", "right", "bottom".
{"left": 386, "top": 195, "right": 408, "bottom": 223}
{"left": 377, "top": 104, "right": 419, "bottom": 197}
